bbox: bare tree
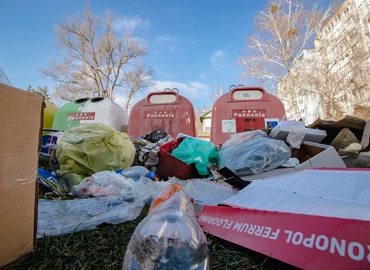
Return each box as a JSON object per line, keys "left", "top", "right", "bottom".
{"left": 291, "top": 4, "right": 370, "bottom": 119}
{"left": 238, "top": 0, "right": 334, "bottom": 117}
{"left": 212, "top": 84, "right": 226, "bottom": 101}
{"left": 120, "top": 61, "right": 154, "bottom": 111}
{"left": 40, "top": 4, "right": 148, "bottom": 102}
{"left": 26, "top": 85, "right": 51, "bottom": 100}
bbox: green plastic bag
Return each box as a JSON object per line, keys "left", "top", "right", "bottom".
{"left": 56, "top": 123, "right": 135, "bottom": 176}
{"left": 171, "top": 137, "right": 218, "bottom": 176}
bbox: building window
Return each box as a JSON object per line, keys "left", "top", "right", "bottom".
{"left": 346, "top": 4, "right": 350, "bottom": 13}
{"left": 203, "top": 118, "right": 211, "bottom": 132}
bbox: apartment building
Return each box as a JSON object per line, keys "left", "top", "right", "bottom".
{"left": 278, "top": 0, "right": 370, "bottom": 124}
{"left": 278, "top": 49, "right": 325, "bottom": 124}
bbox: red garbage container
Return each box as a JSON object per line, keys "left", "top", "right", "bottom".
{"left": 128, "top": 90, "right": 196, "bottom": 138}
{"left": 211, "top": 86, "right": 286, "bottom": 145}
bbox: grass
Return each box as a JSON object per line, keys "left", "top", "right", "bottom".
{"left": 9, "top": 205, "right": 298, "bottom": 270}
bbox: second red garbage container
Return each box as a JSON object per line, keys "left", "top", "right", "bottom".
{"left": 211, "top": 86, "right": 286, "bottom": 145}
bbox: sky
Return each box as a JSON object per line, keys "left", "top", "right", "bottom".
{"left": 0, "top": 0, "right": 274, "bottom": 109}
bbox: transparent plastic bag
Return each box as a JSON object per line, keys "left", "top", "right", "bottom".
{"left": 128, "top": 177, "right": 172, "bottom": 203}
{"left": 167, "top": 178, "right": 238, "bottom": 206}
{"left": 121, "top": 166, "right": 150, "bottom": 181}
{"left": 56, "top": 123, "right": 135, "bottom": 176}
{"left": 37, "top": 196, "right": 144, "bottom": 237}
{"left": 38, "top": 179, "right": 172, "bottom": 237}
{"left": 123, "top": 184, "right": 209, "bottom": 270}
{"left": 219, "top": 136, "right": 291, "bottom": 176}
{"left": 221, "top": 130, "right": 268, "bottom": 149}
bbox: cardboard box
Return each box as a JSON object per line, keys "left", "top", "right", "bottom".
{"left": 308, "top": 116, "right": 370, "bottom": 167}
{"left": 241, "top": 141, "right": 346, "bottom": 181}
{"left": 0, "top": 84, "right": 44, "bottom": 268}
{"left": 308, "top": 116, "right": 369, "bottom": 148}
{"left": 197, "top": 169, "right": 370, "bottom": 270}
{"left": 269, "top": 121, "right": 327, "bottom": 143}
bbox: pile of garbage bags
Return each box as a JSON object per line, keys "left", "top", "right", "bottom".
{"left": 34, "top": 115, "right": 370, "bottom": 269}
{"left": 39, "top": 119, "right": 356, "bottom": 239}
{"left": 164, "top": 132, "right": 291, "bottom": 177}
{"left": 36, "top": 124, "right": 179, "bottom": 238}
{"left": 38, "top": 123, "right": 299, "bottom": 202}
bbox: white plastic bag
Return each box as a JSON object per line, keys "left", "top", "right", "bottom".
{"left": 72, "top": 171, "right": 136, "bottom": 197}
{"left": 286, "top": 121, "right": 306, "bottom": 149}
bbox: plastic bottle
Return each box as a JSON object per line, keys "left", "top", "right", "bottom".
{"left": 120, "top": 166, "right": 150, "bottom": 181}
{"left": 122, "top": 184, "right": 210, "bottom": 270}
{"left": 57, "top": 173, "right": 85, "bottom": 194}
{"left": 147, "top": 171, "right": 160, "bottom": 181}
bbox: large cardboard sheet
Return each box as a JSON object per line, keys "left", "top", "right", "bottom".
{"left": 197, "top": 169, "right": 370, "bottom": 269}
{"left": 223, "top": 169, "right": 370, "bottom": 221}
